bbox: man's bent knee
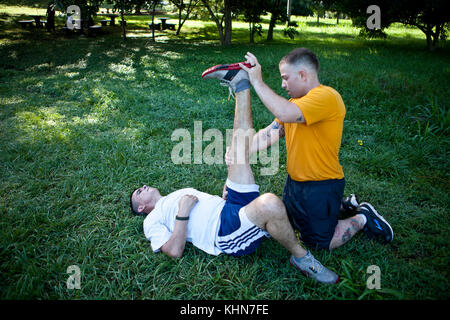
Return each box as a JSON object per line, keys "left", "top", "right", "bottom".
{"left": 245, "top": 193, "right": 285, "bottom": 229}
{"left": 257, "top": 193, "right": 286, "bottom": 216}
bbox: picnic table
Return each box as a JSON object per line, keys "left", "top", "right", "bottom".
{"left": 30, "top": 15, "right": 44, "bottom": 28}
{"left": 88, "top": 25, "right": 102, "bottom": 37}
{"left": 18, "top": 20, "right": 34, "bottom": 28}
{"left": 159, "top": 17, "right": 168, "bottom": 29}
{"left": 99, "top": 19, "right": 111, "bottom": 26}
{"left": 98, "top": 13, "right": 118, "bottom": 26}
{"left": 148, "top": 22, "right": 161, "bottom": 30}
{"left": 158, "top": 17, "right": 175, "bottom": 30}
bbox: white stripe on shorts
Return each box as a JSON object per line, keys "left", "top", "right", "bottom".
{"left": 216, "top": 206, "right": 269, "bottom": 255}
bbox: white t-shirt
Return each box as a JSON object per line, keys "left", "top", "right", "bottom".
{"left": 143, "top": 188, "right": 225, "bottom": 256}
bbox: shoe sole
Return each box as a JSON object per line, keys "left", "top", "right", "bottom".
{"left": 350, "top": 194, "right": 359, "bottom": 208}
{"left": 340, "top": 194, "right": 359, "bottom": 215}
{"left": 360, "top": 202, "right": 394, "bottom": 243}
{"left": 201, "top": 62, "right": 252, "bottom": 78}
{"left": 289, "top": 257, "right": 339, "bottom": 284}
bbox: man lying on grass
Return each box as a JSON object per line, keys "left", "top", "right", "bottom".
{"left": 130, "top": 63, "right": 339, "bottom": 284}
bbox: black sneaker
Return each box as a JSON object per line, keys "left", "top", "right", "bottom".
{"left": 358, "top": 202, "right": 394, "bottom": 244}
{"left": 341, "top": 194, "right": 359, "bottom": 213}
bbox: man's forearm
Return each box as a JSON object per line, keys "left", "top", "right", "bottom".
{"left": 161, "top": 208, "right": 190, "bottom": 258}
{"left": 250, "top": 121, "right": 284, "bottom": 154}
{"left": 250, "top": 129, "right": 272, "bottom": 153}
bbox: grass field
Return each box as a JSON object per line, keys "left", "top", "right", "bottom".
{"left": 0, "top": 4, "right": 449, "bottom": 300}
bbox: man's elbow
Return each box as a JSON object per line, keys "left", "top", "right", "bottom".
{"left": 276, "top": 114, "right": 290, "bottom": 123}
{"left": 162, "top": 246, "right": 184, "bottom": 259}
{"left": 168, "top": 250, "right": 183, "bottom": 259}
{"left": 276, "top": 102, "right": 304, "bottom": 123}
{"left": 277, "top": 114, "right": 296, "bottom": 123}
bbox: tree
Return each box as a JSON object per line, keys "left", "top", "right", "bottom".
{"left": 147, "top": 0, "right": 162, "bottom": 42}
{"left": 265, "top": 0, "right": 312, "bottom": 41}
{"left": 170, "top": 0, "right": 200, "bottom": 35}
{"left": 266, "top": 0, "right": 284, "bottom": 41}
{"left": 134, "top": 0, "right": 146, "bottom": 14}
{"left": 309, "top": 0, "right": 326, "bottom": 26}
{"left": 395, "top": 0, "right": 449, "bottom": 50}
{"left": 241, "top": 0, "right": 266, "bottom": 43}
{"left": 108, "top": 0, "right": 135, "bottom": 40}
{"left": 336, "top": 0, "right": 449, "bottom": 50}
{"left": 201, "top": 0, "right": 239, "bottom": 46}
{"left": 320, "top": 0, "right": 345, "bottom": 24}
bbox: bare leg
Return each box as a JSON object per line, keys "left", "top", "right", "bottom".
{"left": 329, "top": 215, "right": 365, "bottom": 249}
{"left": 223, "top": 90, "right": 306, "bottom": 258}
{"left": 227, "top": 89, "right": 255, "bottom": 185}
{"left": 245, "top": 193, "right": 307, "bottom": 258}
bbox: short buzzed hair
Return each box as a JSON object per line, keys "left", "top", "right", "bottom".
{"left": 130, "top": 188, "right": 145, "bottom": 216}
{"left": 280, "top": 48, "right": 319, "bottom": 73}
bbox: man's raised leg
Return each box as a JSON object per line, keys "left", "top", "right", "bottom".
{"left": 202, "top": 61, "right": 255, "bottom": 185}
{"left": 227, "top": 89, "right": 255, "bottom": 185}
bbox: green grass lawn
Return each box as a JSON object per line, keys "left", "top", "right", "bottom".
{"left": 0, "top": 5, "right": 449, "bottom": 300}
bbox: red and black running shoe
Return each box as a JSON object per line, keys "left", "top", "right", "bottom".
{"left": 201, "top": 62, "right": 252, "bottom": 79}
{"left": 202, "top": 62, "right": 253, "bottom": 96}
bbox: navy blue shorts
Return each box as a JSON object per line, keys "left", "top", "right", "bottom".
{"left": 216, "top": 179, "right": 269, "bottom": 257}
{"left": 282, "top": 175, "right": 345, "bottom": 250}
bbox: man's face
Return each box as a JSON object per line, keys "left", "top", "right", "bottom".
{"left": 132, "top": 185, "right": 159, "bottom": 213}
{"left": 279, "top": 62, "right": 308, "bottom": 98}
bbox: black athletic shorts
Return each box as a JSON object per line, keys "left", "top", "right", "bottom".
{"left": 282, "top": 175, "right": 345, "bottom": 250}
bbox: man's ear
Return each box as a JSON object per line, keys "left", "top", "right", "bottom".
{"left": 298, "top": 69, "right": 307, "bottom": 81}
{"left": 138, "top": 204, "right": 146, "bottom": 214}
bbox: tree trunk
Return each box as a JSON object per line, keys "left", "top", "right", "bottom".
{"left": 151, "top": 2, "right": 156, "bottom": 42}
{"left": 267, "top": 0, "right": 282, "bottom": 41}
{"left": 422, "top": 24, "right": 439, "bottom": 51}
{"left": 201, "top": 0, "right": 225, "bottom": 45}
{"left": 176, "top": 0, "right": 198, "bottom": 36}
{"left": 267, "top": 12, "right": 277, "bottom": 41}
{"left": 413, "top": 22, "right": 442, "bottom": 51}
{"left": 120, "top": 10, "right": 126, "bottom": 40}
{"left": 176, "top": 5, "right": 183, "bottom": 35}
{"left": 432, "top": 23, "right": 441, "bottom": 50}
{"left": 426, "top": 34, "right": 433, "bottom": 50}
{"left": 223, "top": 0, "right": 232, "bottom": 46}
